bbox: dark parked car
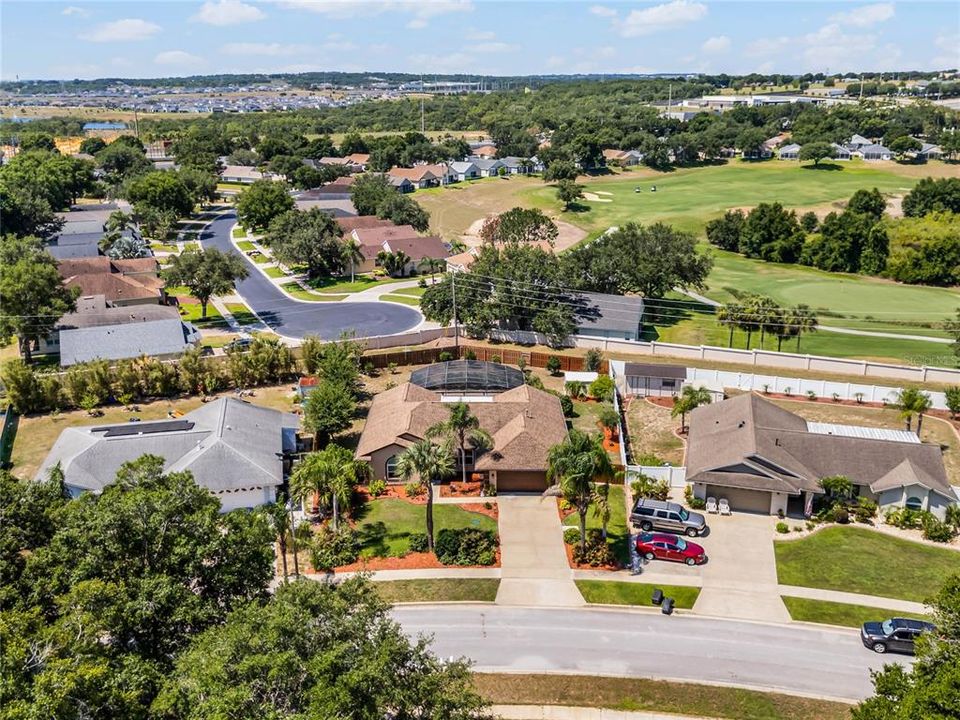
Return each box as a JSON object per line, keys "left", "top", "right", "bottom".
{"left": 630, "top": 498, "right": 707, "bottom": 537}
{"left": 860, "top": 618, "right": 935, "bottom": 654}
{"left": 225, "top": 337, "right": 253, "bottom": 352}
{"left": 635, "top": 532, "right": 707, "bottom": 566}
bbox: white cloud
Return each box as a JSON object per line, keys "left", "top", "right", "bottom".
{"left": 279, "top": 0, "right": 472, "bottom": 28}
{"left": 701, "top": 35, "right": 730, "bottom": 54}
{"left": 473, "top": 41, "right": 517, "bottom": 53}
{"left": 323, "top": 39, "right": 357, "bottom": 51}
{"left": 61, "top": 6, "right": 89, "bottom": 17}
{"left": 407, "top": 51, "right": 475, "bottom": 72}
{"left": 589, "top": 5, "right": 617, "bottom": 18}
{"left": 929, "top": 32, "right": 960, "bottom": 70}
{"left": 406, "top": 18, "right": 428, "bottom": 28}
{"left": 597, "top": 45, "right": 616, "bottom": 59}
{"left": 802, "top": 23, "right": 878, "bottom": 69}
{"left": 154, "top": 50, "right": 204, "bottom": 66}
{"left": 545, "top": 55, "right": 565, "bottom": 69}
{"left": 193, "top": 0, "right": 266, "bottom": 26}
{"left": 745, "top": 36, "right": 791, "bottom": 57}
{"left": 221, "top": 42, "right": 311, "bottom": 56}
{"left": 620, "top": 0, "right": 707, "bottom": 38}
{"left": 79, "top": 18, "right": 161, "bottom": 42}
{"left": 829, "top": 2, "right": 894, "bottom": 28}
{"left": 466, "top": 29, "right": 496, "bottom": 41}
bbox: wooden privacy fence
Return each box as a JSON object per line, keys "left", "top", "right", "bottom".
{"left": 363, "top": 344, "right": 608, "bottom": 373}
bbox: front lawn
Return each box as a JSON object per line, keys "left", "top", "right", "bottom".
{"left": 775, "top": 526, "right": 960, "bottom": 602}
{"left": 391, "top": 287, "right": 427, "bottom": 297}
{"left": 178, "top": 301, "right": 226, "bottom": 326}
{"left": 562, "top": 484, "right": 630, "bottom": 565}
{"left": 354, "top": 498, "right": 498, "bottom": 558}
{"left": 381, "top": 294, "right": 421, "bottom": 306}
{"left": 781, "top": 596, "right": 931, "bottom": 628}
{"left": 280, "top": 282, "right": 346, "bottom": 302}
{"left": 263, "top": 266, "right": 288, "bottom": 278}
{"left": 575, "top": 580, "right": 700, "bottom": 608}
{"left": 224, "top": 303, "right": 258, "bottom": 325}
{"left": 374, "top": 578, "right": 499, "bottom": 603}
{"left": 306, "top": 275, "right": 409, "bottom": 293}
{"left": 235, "top": 240, "right": 257, "bottom": 252}
{"left": 232, "top": 228, "right": 247, "bottom": 239}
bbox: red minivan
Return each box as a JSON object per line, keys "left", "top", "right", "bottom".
{"left": 635, "top": 532, "right": 707, "bottom": 566}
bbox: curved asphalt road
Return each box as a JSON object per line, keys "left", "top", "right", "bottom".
{"left": 200, "top": 211, "right": 422, "bottom": 340}
{"left": 393, "top": 605, "right": 912, "bottom": 701}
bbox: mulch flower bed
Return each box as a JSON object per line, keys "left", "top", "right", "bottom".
{"left": 440, "top": 480, "right": 485, "bottom": 498}
{"left": 600, "top": 425, "right": 621, "bottom": 453}
{"left": 563, "top": 541, "right": 620, "bottom": 572}
{"left": 357, "top": 485, "right": 427, "bottom": 505}
{"left": 458, "top": 501, "right": 499, "bottom": 520}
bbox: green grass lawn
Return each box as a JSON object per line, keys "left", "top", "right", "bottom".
{"left": 279, "top": 282, "right": 347, "bottom": 302}
{"left": 373, "top": 578, "right": 499, "bottom": 603}
{"left": 150, "top": 242, "right": 179, "bottom": 253}
{"left": 251, "top": 253, "right": 271, "bottom": 264}
{"left": 775, "top": 526, "right": 960, "bottom": 602}
{"left": 575, "top": 580, "right": 700, "bottom": 608}
{"left": 235, "top": 240, "right": 257, "bottom": 252}
{"left": 381, "top": 294, "right": 421, "bottom": 306}
{"left": 177, "top": 301, "right": 226, "bottom": 326}
{"left": 224, "top": 302, "right": 258, "bottom": 325}
{"left": 306, "top": 275, "right": 410, "bottom": 293}
{"left": 391, "top": 286, "right": 427, "bottom": 297}
{"left": 263, "top": 266, "right": 288, "bottom": 278}
{"left": 472, "top": 673, "right": 850, "bottom": 720}
{"left": 354, "top": 498, "right": 498, "bottom": 558}
{"left": 562, "top": 484, "right": 630, "bottom": 565}
{"left": 781, "top": 596, "right": 931, "bottom": 628}
{"left": 232, "top": 228, "right": 247, "bottom": 239}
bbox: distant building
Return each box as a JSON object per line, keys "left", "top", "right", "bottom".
{"left": 575, "top": 291, "right": 645, "bottom": 341}
{"left": 58, "top": 317, "right": 200, "bottom": 367}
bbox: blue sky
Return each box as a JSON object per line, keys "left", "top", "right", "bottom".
{"left": 1, "top": 1, "right": 957, "bottom": 81}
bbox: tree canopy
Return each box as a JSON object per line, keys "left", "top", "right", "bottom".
{"left": 235, "top": 179, "right": 295, "bottom": 231}
{"left": 264, "top": 208, "right": 345, "bottom": 279}
{"left": 164, "top": 246, "right": 249, "bottom": 318}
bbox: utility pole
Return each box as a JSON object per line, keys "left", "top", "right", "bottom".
{"left": 134, "top": 108, "right": 140, "bottom": 140}
{"left": 451, "top": 271, "right": 459, "bottom": 351}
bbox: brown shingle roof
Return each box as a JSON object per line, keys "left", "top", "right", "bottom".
{"left": 383, "top": 235, "right": 449, "bottom": 261}
{"left": 336, "top": 216, "right": 394, "bottom": 234}
{"left": 63, "top": 272, "right": 160, "bottom": 304}
{"left": 351, "top": 225, "right": 420, "bottom": 246}
{"left": 58, "top": 257, "right": 162, "bottom": 302}
{"left": 356, "top": 383, "right": 568, "bottom": 472}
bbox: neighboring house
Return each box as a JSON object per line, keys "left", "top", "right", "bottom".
{"left": 831, "top": 143, "right": 852, "bottom": 160}
{"left": 59, "top": 256, "right": 165, "bottom": 307}
{"left": 49, "top": 202, "right": 139, "bottom": 260}
{"left": 914, "top": 142, "right": 943, "bottom": 161}
{"left": 58, "top": 317, "right": 200, "bottom": 366}
{"left": 297, "top": 376, "right": 319, "bottom": 399}
{"left": 778, "top": 143, "right": 801, "bottom": 160}
{"left": 859, "top": 144, "right": 894, "bottom": 161}
{"left": 686, "top": 394, "right": 957, "bottom": 518}
{"left": 468, "top": 157, "right": 505, "bottom": 177}
{"left": 446, "top": 247, "right": 479, "bottom": 272}
{"left": 343, "top": 153, "right": 370, "bottom": 169}
{"left": 220, "top": 165, "right": 278, "bottom": 184}
{"left": 387, "top": 175, "right": 416, "bottom": 193}
{"left": 741, "top": 145, "right": 773, "bottom": 159}
{"left": 335, "top": 216, "right": 394, "bottom": 234}
{"left": 470, "top": 143, "right": 498, "bottom": 159}
{"left": 847, "top": 134, "right": 874, "bottom": 150}
{"left": 602, "top": 149, "right": 643, "bottom": 166}
{"left": 499, "top": 156, "right": 534, "bottom": 174}
{"left": 349, "top": 224, "right": 449, "bottom": 275}
{"left": 610, "top": 360, "right": 725, "bottom": 403}
{"left": 355, "top": 361, "right": 568, "bottom": 492}
{"left": 387, "top": 164, "right": 451, "bottom": 189}
{"left": 37, "top": 398, "right": 300, "bottom": 511}
{"left": 449, "top": 160, "right": 480, "bottom": 181}
{"left": 145, "top": 140, "right": 174, "bottom": 160}
{"left": 381, "top": 235, "right": 450, "bottom": 275}
{"left": 575, "top": 291, "right": 645, "bottom": 341}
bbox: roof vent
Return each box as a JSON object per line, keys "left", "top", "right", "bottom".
{"left": 738, "top": 421, "right": 745, "bottom": 428}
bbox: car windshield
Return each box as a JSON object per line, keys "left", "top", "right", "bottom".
{"left": 881, "top": 620, "right": 894, "bottom": 635}
{"left": 675, "top": 538, "right": 687, "bottom": 550}
{"left": 678, "top": 508, "right": 689, "bottom": 521}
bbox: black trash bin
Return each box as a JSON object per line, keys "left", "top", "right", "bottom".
{"left": 661, "top": 597, "right": 675, "bottom": 615}
{"left": 651, "top": 588, "right": 664, "bottom": 606}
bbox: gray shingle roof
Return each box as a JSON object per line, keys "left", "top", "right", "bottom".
{"left": 575, "top": 291, "right": 644, "bottom": 335}
{"left": 38, "top": 398, "right": 300, "bottom": 498}
{"left": 59, "top": 318, "right": 198, "bottom": 366}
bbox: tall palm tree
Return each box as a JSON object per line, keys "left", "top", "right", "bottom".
{"left": 427, "top": 402, "right": 493, "bottom": 485}
{"left": 895, "top": 387, "right": 933, "bottom": 435}
{"left": 341, "top": 237, "right": 365, "bottom": 283}
{"left": 752, "top": 295, "right": 780, "bottom": 348}
{"left": 792, "top": 304, "right": 819, "bottom": 352}
{"left": 290, "top": 445, "right": 369, "bottom": 530}
{"left": 392, "top": 250, "right": 411, "bottom": 277}
{"left": 418, "top": 256, "right": 444, "bottom": 284}
{"left": 263, "top": 501, "right": 291, "bottom": 582}
{"left": 671, "top": 384, "right": 712, "bottom": 432}
{"left": 737, "top": 295, "right": 763, "bottom": 349}
{"left": 716, "top": 303, "right": 742, "bottom": 348}
{"left": 546, "top": 429, "right": 614, "bottom": 554}
{"left": 396, "top": 439, "right": 454, "bottom": 551}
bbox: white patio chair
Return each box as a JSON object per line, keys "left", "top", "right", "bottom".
{"left": 705, "top": 497, "right": 718, "bottom": 514}
{"left": 718, "top": 498, "right": 731, "bottom": 516}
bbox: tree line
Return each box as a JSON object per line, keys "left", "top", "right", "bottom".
{"left": 716, "top": 297, "right": 819, "bottom": 351}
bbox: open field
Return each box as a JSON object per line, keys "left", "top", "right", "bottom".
{"left": 575, "top": 580, "right": 700, "bottom": 607}
{"left": 11, "top": 383, "right": 298, "bottom": 480}
{"left": 782, "top": 596, "right": 930, "bottom": 628}
{"left": 768, "top": 397, "right": 959, "bottom": 486}
{"left": 0, "top": 106, "right": 209, "bottom": 121}
{"left": 472, "top": 673, "right": 850, "bottom": 720}
{"left": 373, "top": 578, "right": 499, "bottom": 604}
{"left": 775, "top": 526, "right": 960, "bottom": 602}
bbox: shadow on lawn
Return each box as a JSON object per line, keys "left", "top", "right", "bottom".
{"left": 801, "top": 163, "right": 844, "bottom": 171}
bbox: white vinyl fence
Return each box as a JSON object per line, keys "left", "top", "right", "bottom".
{"left": 625, "top": 465, "right": 688, "bottom": 489}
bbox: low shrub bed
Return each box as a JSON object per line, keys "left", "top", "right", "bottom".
{"left": 434, "top": 527, "right": 498, "bottom": 566}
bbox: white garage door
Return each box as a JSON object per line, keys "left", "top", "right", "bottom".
{"left": 706, "top": 485, "right": 771, "bottom": 514}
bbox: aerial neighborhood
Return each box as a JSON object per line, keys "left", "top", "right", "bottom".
{"left": 2, "top": 2, "right": 960, "bottom": 717}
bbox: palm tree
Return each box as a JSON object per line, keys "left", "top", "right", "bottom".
{"left": 670, "top": 384, "right": 712, "bottom": 432}
{"left": 716, "top": 303, "right": 742, "bottom": 348}
{"left": 895, "top": 387, "right": 933, "bottom": 435}
{"left": 418, "top": 257, "right": 445, "bottom": 284}
{"left": 546, "top": 429, "right": 614, "bottom": 554}
{"left": 737, "top": 295, "right": 763, "bottom": 349}
{"left": 290, "top": 445, "right": 369, "bottom": 530}
{"left": 341, "top": 237, "right": 365, "bottom": 283}
{"left": 449, "top": 238, "right": 467, "bottom": 254}
{"left": 427, "top": 402, "right": 493, "bottom": 485}
{"left": 263, "top": 501, "right": 291, "bottom": 582}
{"left": 392, "top": 250, "right": 411, "bottom": 277}
{"left": 751, "top": 296, "right": 780, "bottom": 348}
{"left": 791, "top": 304, "right": 819, "bottom": 352}
{"left": 396, "top": 439, "right": 454, "bottom": 551}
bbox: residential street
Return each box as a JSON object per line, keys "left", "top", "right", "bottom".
{"left": 200, "top": 211, "right": 423, "bottom": 339}
{"left": 392, "top": 605, "right": 912, "bottom": 701}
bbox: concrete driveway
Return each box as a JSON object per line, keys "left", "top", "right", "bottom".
{"left": 692, "top": 512, "right": 789, "bottom": 623}
{"left": 496, "top": 495, "right": 584, "bottom": 607}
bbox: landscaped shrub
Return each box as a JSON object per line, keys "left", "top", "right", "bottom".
{"left": 563, "top": 528, "right": 581, "bottom": 545}
{"left": 854, "top": 498, "right": 878, "bottom": 523}
{"left": 546, "top": 356, "right": 562, "bottom": 375}
{"left": 631, "top": 474, "right": 670, "bottom": 502}
{"left": 922, "top": 516, "right": 957, "bottom": 543}
{"left": 559, "top": 395, "right": 574, "bottom": 417}
{"left": 439, "top": 351, "right": 453, "bottom": 362}
{"left": 776, "top": 521, "right": 790, "bottom": 534}
{"left": 464, "top": 350, "right": 477, "bottom": 360}
{"left": 434, "top": 528, "right": 498, "bottom": 566}
{"left": 309, "top": 525, "right": 359, "bottom": 571}
{"left": 571, "top": 529, "right": 616, "bottom": 567}
{"left": 367, "top": 479, "right": 387, "bottom": 497}
{"left": 408, "top": 532, "right": 429, "bottom": 553}
{"left": 806, "top": 390, "right": 817, "bottom": 401}
{"left": 490, "top": 354, "right": 502, "bottom": 363}
{"left": 831, "top": 507, "right": 850, "bottom": 524}
{"left": 589, "top": 375, "right": 615, "bottom": 402}
{"left": 806, "top": 521, "right": 816, "bottom": 531}
{"left": 633, "top": 453, "right": 666, "bottom": 467}
{"left": 885, "top": 507, "right": 926, "bottom": 529}
{"left": 404, "top": 481, "right": 424, "bottom": 498}
{"left": 946, "top": 504, "right": 960, "bottom": 532}
{"left": 683, "top": 485, "right": 706, "bottom": 510}
{"left": 584, "top": 348, "right": 603, "bottom": 372}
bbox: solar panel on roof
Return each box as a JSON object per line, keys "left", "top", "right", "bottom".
{"left": 94, "top": 420, "right": 195, "bottom": 437}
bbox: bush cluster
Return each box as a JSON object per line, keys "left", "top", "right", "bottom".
{"left": 404, "top": 481, "right": 424, "bottom": 498}
{"left": 367, "top": 479, "right": 387, "bottom": 497}
{"left": 562, "top": 528, "right": 581, "bottom": 546}
{"left": 631, "top": 475, "right": 670, "bottom": 502}
{"left": 309, "top": 525, "right": 360, "bottom": 571}
{"left": 571, "top": 529, "right": 616, "bottom": 567}
{"left": 433, "top": 528, "right": 498, "bottom": 566}
{"left": 407, "top": 532, "right": 429, "bottom": 553}
{"left": 885, "top": 507, "right": 959, "bottom": 543}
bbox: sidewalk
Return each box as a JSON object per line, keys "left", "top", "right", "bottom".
{"left": 493, "top": 706, "right": 723, "bottom": 720}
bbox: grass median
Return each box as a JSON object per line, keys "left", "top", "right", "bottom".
{"left": 374, "top": 579, "right": 499, "bottom": 604}
{"left": 280, "top": 282, "right": 347, "bottom": 302}
{"left": 575, "top": 580, "right": 700, "bottom": 608}
{"left": 781, "top": 596, "right": 930, "bottom": 628}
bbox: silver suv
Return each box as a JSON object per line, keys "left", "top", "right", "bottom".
{"left": 630, "top": 499, "right": 707, "bottom": 537}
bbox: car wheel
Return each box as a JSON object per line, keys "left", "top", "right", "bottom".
{"left": 641, "top": 521, "right": 653, "bottom": 531}
{"left": 644, "top": 552, "right": 655, "bottom": 561}
{"left": 872, "top": 642, "right": 887, "bottom": 654}
{"left": 685, "top": 557, "right": 696, "bottom": 566}
{"left": 685, "top": 527, "right": 698, "bottom": 537}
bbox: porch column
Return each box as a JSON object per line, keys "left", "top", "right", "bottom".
{"left": 803, "top": 491, "right": 814, "bottom": 518}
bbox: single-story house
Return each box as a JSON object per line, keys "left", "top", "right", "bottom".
{"left": 343, "top": 153, "right": 370, "bottom": 169}
{"left": 469, "top": 157, "right": 505, "bottom": 177}
{"left": 686, "top": 394, "right": 957, "bottom": 518}
{"left": 859, "top": 144, "right": 894, "bottom": 161}
{"left": 381, "top": 235, "right": 450, "bottom": 275}
{"left": 446, "top": 248, "right": 479, "bottom": 272}
{"left": 38, "top": 398, "right": 300, "bottom": 511}
{"left": 356, "top": 361, "right": 568, "bottom": 492}
{"left": 847, "top": 134, "right": 874, "bottom": 151}
{"left": 500, "top": 156, "right": 534, "bottom": 174}
{"left": 831, "top": 143, "right": 852, "bottom": 160}
{"left": 449, "top": 161, "right": 480, "bottom": 182}
{"left": 469, "top": 142, "right": 498, "bottom": 159}
{"left": 914, "top": 142, "right": 943, "bottom": 161}
{"left": 602, "top": 149, "right": 643, "bottom": 166}
{"left": 220, "top": 165, "right": 278, "bottom": 184}
{"left": 387, "top": 164, "right": 450, "bottom": 189}
{"left": 778, "top": 143, "right": 801, "bottom": 160}
{"left": 335, "top": 215, "right": 394, "bottom": 234}
{"left": 575, "top": 291, "right": 645, "bottom": 341}
{"left": 59, "top": 317, "right": 200, "bottom": 367}
{"left": 59, "top": 256, "right": 165, "bottom": 307}
{"left": 387, "top": 175, "right": 416, "bottom": 193}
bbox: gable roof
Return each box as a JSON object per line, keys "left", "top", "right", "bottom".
{"left": 38, "top": 398, "right": 299, "bottom": 497}
{"left": 352, "top": 224, "right": 420, "bottom": 246}
{"left": 356, "top": 383, "right": 568, "bottom": 472}
{"left": 59, "top": 318, "right": 198, "bottom": 366}
{"left": 336, "top": 215, "right": 394, "bottom": 234}
{"left": 62, "top": 271, "right": 161, "bottom": 304}
{"left": 383, "top": 235, "right": 449, "bottom": 261}
{"left": 575, "top": 291, "right": 644, "bottom": 335}
{"left": 58, "top": 295, "right": 180, "bottom": 330}
{"left": 388, "top": 164, "right": 448, "bottom": 182}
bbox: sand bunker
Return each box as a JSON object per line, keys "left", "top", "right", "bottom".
{"left": 583, "top": 192, "right": 613, "bottom": 202}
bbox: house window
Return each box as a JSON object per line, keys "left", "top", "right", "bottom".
{"left": 385, "top": 455, "right": 400, "bottom": 481}
{"left": 905, "top": 496, "right": 923, "bottom": 511}
{"left": 459, "top": 449, "right": 475, "bottom": 467}
{"left": 661, "top": 378, "right": 677, "bottom": 389}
